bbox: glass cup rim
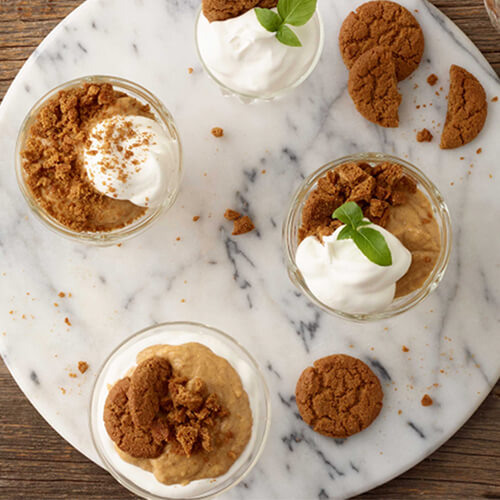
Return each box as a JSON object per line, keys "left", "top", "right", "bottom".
{"left": 194, "top": 7, "right": 325, "bottom": 102}
{"left": 89, "top": 320, "right": 272, "bottom": 500}
{"left": 15, "top": 74, "right": 183, "bottom": 246}
{"left": 282, "top": 152, "right": 453, "bottom": 322}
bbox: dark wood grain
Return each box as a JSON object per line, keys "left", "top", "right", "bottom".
{"left": 0, "top": 0, "right": 499, "bottom": 498}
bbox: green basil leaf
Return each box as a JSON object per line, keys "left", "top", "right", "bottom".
{"left": 351, "top": 227, "right": 393, "bottom": 267}
{"left": 332, "top": 201, "right": 364, "bottom": 228}
{"left": 337, "top": 225, "right": 354, "bottom": 240}
{"left": 357, "top": 220, "right": 371, "bottom": 227}
{"left": 278, "top": 0, "right": 317, "bottom": 26}
{"left": 255, "top": 8, "right": 283, "bottom": 32}
{"left": 276, "top": 24, "right": 302, "bottom": 47}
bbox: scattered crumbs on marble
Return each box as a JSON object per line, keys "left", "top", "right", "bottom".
{"left": 60, "top": 387, "right": 66, "bottom": 395}
{"left": 188, "top": 67, "right": 194, "bottom": 74}
{"left": 384, "top": 327, "right": 388, "bottom": 332}
{"left": 476, "top": 148, "right": 482, "bottom": 154}
{"left": 433, "top": 383, "right": 439, "bottom": 388}
{"left": 398, "top": 410, "right": 402, "bottom": 415}
{"left": 69, "top": 373, "right": 77, "bottom": 378}
{"left": 413, "top": 83, "right": 418, "bottom": 89}
{"left": 54, "top": 302, "right": 59, "bottom": 307}
{"left": 435, "top": 91, "right": 439, "bottom": 96}
{"left": 64, "top": 317, "right": 72, "bottom": 326}
{"left": 492, "top": 96, "right": 498, "bottom": 102}
{"left": 421, "top": 394, "right": 433, "bottom": 406}
{"left": 176, "top": 237, "right": 181, "bottom": 241}
{"left": 261, "top": 169, "right": 266, "bottom": 174}
{"left": 9, "top": 310, "right": 13, "bottom": 315}
{"left": 440, "top": 369, "right": 445, "bottom": 373}
{"left": 379, "top": 451, "right": 383, "bottom": 455}
{"left": 211, "top": 127, "right": 224, "bottom": 138}
{"left": 349, "top": 344, "right": 354, "bottom": 348}
{"left": 450, "top": 182, "right": 454, "bottom": 186}
{"left": 489, "top": 174, "right": 493, "bottom": 179}
{"left": 181, "top": 299, "right": 186, "bottom": 303}
{"left": 416, "top": 105, "right": 420, "bottom": 109}
{"left": 193, "top": 216, "right": 200, "bottom": 222}
{"left": 370, "top": 347, "right": 374, "bottom": 351}
{"left": 21, "top": 314, "right": 26, "bottom": 320}
{"left": 402, "top": 346, "right": 409, "bottom": 353}
{"left": 117, "top": 243, "right": 122, "bottom": 247}
{"left": 394, "top": 387, "right": 398, "bottom": 391}
{"left": 203, "top": 172, "right": 207, "bottom": 177}
{"left": 2, "top": 332, "right": 6, "bottom": 336}
{"left": 58, "top": 292, "right": 66, "bottom": 298}
{"left": 78, "top": 361, "right": 89, "bottom": 374}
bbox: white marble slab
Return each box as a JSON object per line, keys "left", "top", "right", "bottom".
{"left": 0, "top": 0, "right": 499, "bottom": 498}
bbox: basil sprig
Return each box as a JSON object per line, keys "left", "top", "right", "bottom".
{"left": 333, "top": 202, "right": 393, "bottom": 267}
{"left": 255, "top": 0, "right": 317, "bottom": 47}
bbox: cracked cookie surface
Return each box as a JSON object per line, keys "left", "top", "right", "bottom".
{"left": 440, "top": 64, "right": 487, "bottom": 149}
{"left": 202, "top": 0, "right": 278, "bottom": 22}
{"left": 339, "top": 0, "right": 424, "bottom": 81}
{"left": 295, "top": 354, "right": 383, "bottom": 438}
{"left": 128, "top": 356, "right": 172, "bottom": 429}
{"left": 103, "top": 377, "right": 165, "bottom": 458}
{"left": 348, "top": 46, "right": 401, "bottom": 127}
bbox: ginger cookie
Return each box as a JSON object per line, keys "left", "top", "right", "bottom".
{"left": 348, "top": 46, "right": 401, "bottom": 127}
{"left": 440, "top": 65, "right": 487, "bottom": 149}
{"left": 103, "top": 377, "right": 164, "bottom": 458}
{"left": 203, "top": 0, "right": 278, "bottom": 22}
{"left": 339, "top": 1, "right": 424, "bottom": 81}
{"left": 128, "top": 356, "right": 172, "bottom": 430}
{"left": 296, "top": 354, "right": 383, "bottom": 438}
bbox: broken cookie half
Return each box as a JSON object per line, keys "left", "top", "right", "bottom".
{"left": 348, "top": 46, "right": 401, "bottom": 128}
{"left": 440, "top": 64, "right": 487, "bottom": 149}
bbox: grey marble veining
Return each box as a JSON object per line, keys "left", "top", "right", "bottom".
{"left": 0, "top": 0, "right": 499, "bottom": 498}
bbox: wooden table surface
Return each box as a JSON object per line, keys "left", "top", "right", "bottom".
{"left": 0, "top": 1, "right": 499, "bottom": 498}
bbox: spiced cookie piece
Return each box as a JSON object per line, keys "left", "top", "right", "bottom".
{"left": 339, "top": 1, "right": 424, "bottom": 81}
{"left": 348, "top": 46, "right": 401, "bottom": 127}
{"left": 296, "top": 354, "right": 383, "bottom": 438}
{"left": 128, "top": 356, "right": 172, "bottom": 430}
{"left": 440, "top": 65, "right": 487, "bottom": 149}
{"left": 203, "top": 0, "right": 278, "bottom": 22}
{"left": 103, "top": 377, "right": 165, "bottom": 458}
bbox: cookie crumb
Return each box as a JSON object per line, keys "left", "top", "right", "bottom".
{"left": 421, "top": 394, "right": 433, "bottom": 406}
{"left": 427, "top": 73, "right": 438, "bottom": 86}
{"left": 402, "top": 345, "right": 410, "bottom": 353}
{"left": 188, "top": 67, "right": 194, "bottom": 74}
{"left": 232, "top": 215, "right": 255, "bottom": 236}
{"left": 211, "top": 127, "right": 224, "bottom": 138}
{"left": 58, "top": 292, "right": 66, "bottom": 298}
{"left": 492, "top": 96, "right": 498, "bottom": 102}
{"left": 476, "top": 148, "right": 482, "bottom": 154}
{"left": 193, "top": 216, "right": 200, "bottom": 222}
{"left": 224, "top": 209, "right": 241, "bottom": 221}
{"left": 398, "top": 410, "right": 402, "bottom": 415}
{"left": 176, "top": 237, "right": 181, "bottom": 241}
{"left": 78, "top": 361, "right": 89, "bottom": 374}
{"left": 69, "top": 373, "right": 77, "bottom": 378}
{"left": 261, "top": 169, "right": 266, "bottom": 174}
{"left": 416, "top": 128, "right": 433, "bottom": 142}
{"left": 64, "top": 317, "right": 72, "bottom": 326}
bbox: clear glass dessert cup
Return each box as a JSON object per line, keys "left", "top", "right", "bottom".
{"left": 484, "top": 0, "right": 500, "bottom": 32}
{"left": 283, "top": 153, "right": 453, "bottom": 322}
{"left": 90, "top": 321, "right": 271, "bottom": 500}
{"left": 194, "top": 7, "right": 324, "bottom": 103}
{"left": 15, "top": 75, "right": 183, "bottom": 246}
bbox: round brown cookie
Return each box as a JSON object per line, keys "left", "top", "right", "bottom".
{"left": 202, "top": 0, "right": 278, "bottom": 22}
{"left": 339, "top": 1, "right": 424, "bottom": 81}
{"left": 295, "top": 354, "right": 383, "bottom": 438}
{"left": 128, "top": 356, "right": 172, "bottom": 430}
{"left": 348, "top": 46, "right": 401, "bottom": 127}
{"left": 440, "top": 64, "right": 487, "bottom": 149}
{"left": 103, "top": 377, "right": 164, "bottom": 458}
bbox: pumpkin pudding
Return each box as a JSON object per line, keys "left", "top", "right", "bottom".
{"left": 103, "top": 342, "right": 253, "bottom": 486}
{"left": 19, "top": 81, "right": 180, "bottom": 233}
{"left": 294, "top": 160, "right": 442, "bottom": 314}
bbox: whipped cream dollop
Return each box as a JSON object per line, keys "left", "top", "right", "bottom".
{"left": 197, "top": 8, "right": 322, "bottom": 96}
{"left": 296, "top": 223, "right": 412, "bottom": 314}
{"left": 83, "top": 115, "right": 178, "bottom": 207}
